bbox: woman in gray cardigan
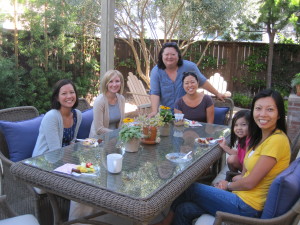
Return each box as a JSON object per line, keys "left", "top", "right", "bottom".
{"left": 89, "top": 69, "right": 125, "bottom": 137}
{"left": 32, "top": 79, "right": 82, "bottom": 157}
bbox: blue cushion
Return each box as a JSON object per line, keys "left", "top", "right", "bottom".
{"left": 214, "top": 107, "right": 229, "bottom": 125}
{"left": 0, "top": 115, "right": 44, "bottom": 162}
{"left": 77, "top": 108, "right": 93, "bottom": 139}
{"left": 261, "top": 158, "right": 300, "bottom": 218}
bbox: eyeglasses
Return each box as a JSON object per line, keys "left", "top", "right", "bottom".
{"left": 163, "top": 42, "right": 178, "bottom": 47}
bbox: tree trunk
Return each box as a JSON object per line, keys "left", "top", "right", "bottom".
{"left": 266, "top": 31, "right": 276, "bottom": 88}
{"left": 13, "top": 0, "right": 18, "bottom": 67}
{"left": 44, "top": 2, "right": 48, "bottom": 72}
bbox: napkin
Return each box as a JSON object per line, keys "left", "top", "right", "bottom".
{"left": 54, "top": 163, "right": 77, "bottom": 174}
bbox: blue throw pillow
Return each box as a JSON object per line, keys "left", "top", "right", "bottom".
{"left": 77, "top": 108, "right": 93, "bottom": 139}
{"left": 0, "top": 115, "right": 44, "bottom": 162}
{"left": 261, "top": 158, "right": 300, "bottom": 218}
{"left": 214, "top": 107, "right": 229, "bottom": 125}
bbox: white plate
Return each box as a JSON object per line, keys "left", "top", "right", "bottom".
{"left": 166, "top": 152, "right": 192, "bottom": 163}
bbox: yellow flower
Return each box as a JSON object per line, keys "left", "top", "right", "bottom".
{"left": 123, "top": 118, "right": 134, "bottom": 123}
{"left": 160, "top": 105, "right": 170, "bottom": 110}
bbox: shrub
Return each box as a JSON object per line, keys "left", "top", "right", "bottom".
{"left": 232, "top": 93, "right": 252, "bottom": 108}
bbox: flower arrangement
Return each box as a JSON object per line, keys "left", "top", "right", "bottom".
{"left": 159, "top": 106, "right": 173, "bottom": 123}
{"left": 136, "top": 114, "right": 165, "bottom": 127}
{"left": 119, "top": 118, "right": 142, "bottom": 143}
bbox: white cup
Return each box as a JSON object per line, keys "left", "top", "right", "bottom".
{"left": 107, "top": 153, "right": 123, "bottom": 174}
{"left": 174, "top": 113, "right": 184, "bottom": 122}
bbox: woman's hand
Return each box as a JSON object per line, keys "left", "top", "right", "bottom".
{"left": 214, "top": 180, "right": 229, "bottom": 190}
{"left": 232, "top": 174, "right": 243, "bottom": 182}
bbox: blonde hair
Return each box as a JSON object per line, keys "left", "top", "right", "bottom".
{"left": 100, "top": 70, "right": 124, "bottom": 94}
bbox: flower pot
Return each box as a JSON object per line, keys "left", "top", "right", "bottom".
{"left": 160, "top": 123, "right": 170, "bottom": 136}
{"left": 124, "top": 138, "right": 140, "bottom": 152}
{"left": 141, "top": 126, "right": 157, "bottom": 144}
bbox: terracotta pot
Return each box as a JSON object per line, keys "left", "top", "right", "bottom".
{"left": 160, "top": 123, "right": 170, "bottom": 136}
{"left": 141, "top": 126, "right": 157, "bottom": 144}
{"left": 124, "top": 138, "right": 140, "bottom": 152}
{"left": 296, "top": 84, "right": 300, "bottom": 96}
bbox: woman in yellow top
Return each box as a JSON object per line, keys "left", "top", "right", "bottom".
{"left": 155, "top": 89, "right": 290, "bottom": 225}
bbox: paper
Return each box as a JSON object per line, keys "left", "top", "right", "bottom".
{"left": 54, "top": 163, "right": 77, "bottom": 174}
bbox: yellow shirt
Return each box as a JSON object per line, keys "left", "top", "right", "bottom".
{"left": 234, "top": 129, "right": 290, "bottom": 211}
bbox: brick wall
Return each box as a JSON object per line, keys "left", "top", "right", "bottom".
{"left": 287, "top": 94, "right": 300, "bottom": 141}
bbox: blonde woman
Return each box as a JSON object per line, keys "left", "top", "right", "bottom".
{"left": 89, "top": 70, "right": 125, "bottom": 136}
{"left": 69, "top": 70, "right": 125, "bottom": 222}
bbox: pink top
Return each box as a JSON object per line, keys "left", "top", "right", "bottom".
{"left": 237, "top": 137, "right": 250, "bottom": 165}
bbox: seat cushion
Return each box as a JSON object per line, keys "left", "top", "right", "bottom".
{"left": 214, "top": 107, "right": 229, "bottom": 125}
{"left": 0, "top": 214, "right": 40, "bottom": 225}
{"left": 194, "top": 214, "right": 215, "bottom": 225}
{"left": 77, "top": 108, "right": 93, "bottom": 139}
{"left": 0, "top": 115, "right": 44, "bottom": 162}
{"left": 261, "top": 157, "right": 300, "bottom": 218}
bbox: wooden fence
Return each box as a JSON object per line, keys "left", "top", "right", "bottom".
{"left": 114, "top": 39, "right": 300, "bottom": 95}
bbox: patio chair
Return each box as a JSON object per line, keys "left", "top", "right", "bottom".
{"left": 198, "top": 73, "right": 232, "bottom": 97}
{"left": 195, "top": 157, "right": 300, "bottom": 225}
{"left": 76, "top": 98, "right": 91, "bottom": 112}
{"left": 213, "top": 97, "right": 234, "bottom": 126}
{"left": 0, "top": 106, "right": 70, "bottom": 225}
{"left": 127, "top": 72, "right": 151, "bottom": 113}
{"left": 0, "top": 195, "right": 40, "bottom": 225}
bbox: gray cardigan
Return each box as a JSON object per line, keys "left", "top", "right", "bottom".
{"left": 32, "top": 109, "right": 82, "bottom": 157}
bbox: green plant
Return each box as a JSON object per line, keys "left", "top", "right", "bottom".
{"left": 291, "top": 73, "right": 300, "bottom": 87}
{"left": 136, "top": 114, "right": 165, "bottom": 127}
{"left": 119, "top": 119, "right": 142, "bottom": 143}
{"left": 232, "top": 93, "right": 252, "bottom": 108}
{"left": 159, "top": 106, "right": 173, "bottom": 123}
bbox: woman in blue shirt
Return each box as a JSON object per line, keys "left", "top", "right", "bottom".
{"left": 149, "top": 42, "right": 225, "bottom": 116}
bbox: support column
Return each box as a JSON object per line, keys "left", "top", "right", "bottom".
{"left": 100, "top": 0, "right": 115, "bottom": 79}
{"left": 287, "top": 94, "right": 300, "bottom": 141}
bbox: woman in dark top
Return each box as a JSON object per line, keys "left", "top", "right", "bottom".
{"left": 174, "top": 71, "right": 214, "bottom": 123}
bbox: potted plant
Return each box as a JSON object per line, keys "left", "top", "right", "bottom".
{"left": 291, "top": 72, "right": 300, "bottom": 96}
{"left": 119, "top": 118, "right": 142, "bottom": 152}
{"left": 159, "top": 106, "right": 173, "bottom": 136}
{"left": 136, "top": 114, "right": 164, "bottom": 144}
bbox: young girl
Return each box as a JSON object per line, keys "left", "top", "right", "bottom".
{"left": 219, "top": 109, "right": 251, "bottom": 172}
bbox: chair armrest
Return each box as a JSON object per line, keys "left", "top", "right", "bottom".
{"left": 0, "top": 195, "right": 17, "bottom": 218}
{"left": 214, "top": 211, "right": 291, "bottom": 225}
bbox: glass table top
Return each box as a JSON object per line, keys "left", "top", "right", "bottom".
{"left": 24, "top": 123, "right": 230, "bottom": 199}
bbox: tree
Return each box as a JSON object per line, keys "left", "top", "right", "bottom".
{"left": 258, "top": 0, "right": 300, "bottom": 88}
{"left": 115, "top": 0, "right": 244, "bottom": 87}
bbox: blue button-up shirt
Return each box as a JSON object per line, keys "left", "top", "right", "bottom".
{"left": 149, "top": 60, "right": 207, "bottom": 112}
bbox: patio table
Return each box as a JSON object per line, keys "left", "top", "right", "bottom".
{"left": 10, "top": 123, "right": 230, "bottom": 225}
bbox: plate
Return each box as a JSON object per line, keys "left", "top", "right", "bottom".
{"left": 195, "top": 137, "right": 214, "bottom": 146}
{"left": 184, "top": 119, "right": 202, "bottom": 127}
{"left": 166, "top": 152, "right": 192, "bottom": 163}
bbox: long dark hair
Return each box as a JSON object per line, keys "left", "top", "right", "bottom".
{"left": 157, "top": 42, "right": 183, "bottom": 69}
{"left": 230, "top": 109, "right": 251, "bottom": 148}
{"left": 51, "top": 79, "right": 79, "bottom": 109}
{"left": 248, "top": 89, "right": 287, "bottom": 150}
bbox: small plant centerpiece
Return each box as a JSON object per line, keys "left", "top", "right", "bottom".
{"left": 291, "top": 72, "right": 300, "bottom": 96}
{"left": 119, "top": 118, "right": 142, "bottom": 152}
{"left": 159, "top": 106, "right": 173, "bottom": 136}
{"left": 136, "top": 114, "right": 164, "bottom": 144}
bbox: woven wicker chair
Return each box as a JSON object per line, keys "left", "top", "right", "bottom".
{"left": 0, "top": 195, "right": 40, "bottom": 225}
{"left": 213, "top": 97, "right": 234, "bottom": 126}
{"left": 76, "top": 98, "right": 91, "bottom": 112}
{"left": 0, "top": 106, "right": 69, "bottom": 225}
